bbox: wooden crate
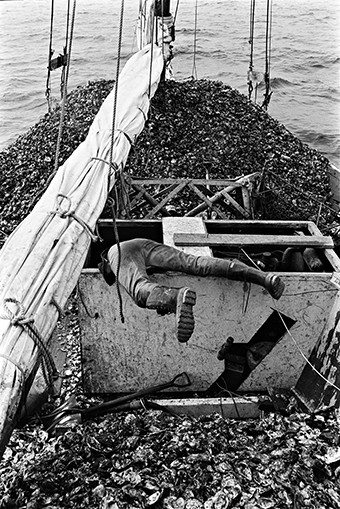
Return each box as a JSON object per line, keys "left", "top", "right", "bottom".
{"left": 78, "top": 218, "right": 340, "bottom": 408}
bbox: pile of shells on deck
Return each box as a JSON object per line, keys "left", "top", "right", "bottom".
{"left": 0, "top": 78, "right": 338, "bottom": 249}
{"left": 1, "top": 78, "right": 340, "bottom": 509}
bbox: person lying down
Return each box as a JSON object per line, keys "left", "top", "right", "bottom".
{"left": 98, "top": 238, "right": 285, "bottom": 343}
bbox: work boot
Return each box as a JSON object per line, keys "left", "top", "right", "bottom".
{"left": 209, "top": 259, "right": 285, "bottom": 300}
{"left": 263, "top": 273, "right": 285, "bottom": 300}
{"left": 146, "top": 286, "right": 197, "bottom": 343}
{"left": 223, "top": 260, "right": 285, "bottom": 300}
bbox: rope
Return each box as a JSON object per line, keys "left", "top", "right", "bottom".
{"left": 105, "top": 0, "right": 125, "bottom": 325}
{"left": 262, "top": 0, "right": 273, "bottom": 110}
{"left": 53, "top": 0, "right": 77, "bottom": 175}
{"left": 60, "top": 0, "right": 72, "bottom": 97}
{"left": 248, "top": 0, "right": 256, "bottom": 100}
{"left": 50, "top": 193, "right": 99, "bottom": 242}
{"left": 109, "top": 0, "right": 125, "bottom": 171}
{"left": 0, "top": 298, "right": 59, "bottom": 391}
{"left": 191, "top": 0, "right": 198, "bottom": 79}
{"left": 148, "top": 6, "right": 156, "bottom": 98}
{"left": 0, "top": 354, "right": 26, "bottom": 381}
{"left": 173, "top": 0, "right": 180, "bottom": 24}
{"left": 108, "top": 197, "right": 125, "bottom": 324}
{"left": 45, "top": 0, "right": 55, "bottom": 111}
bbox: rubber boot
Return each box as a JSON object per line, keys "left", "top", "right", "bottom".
{"left": 202, "top": 258, "right": 285, "bottom": 300}
{"left": 146, "top": 286, "right": 197, "bottom": 343}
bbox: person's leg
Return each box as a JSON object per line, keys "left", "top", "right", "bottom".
{"left": 107, "top": 239, "right": 196, "bottom": 343}
{"left": 145, "top": 242, "right": 284, "bottom": 300}
{"left": 107, "top": 239, "right": 156, "bottom": 307}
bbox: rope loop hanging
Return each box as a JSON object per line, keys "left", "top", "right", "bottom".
{"left": 50, "top": 193, "right": 99, "bottom": 242}
{"left": 0, "top": 298, "right": 59, "bottom": 392}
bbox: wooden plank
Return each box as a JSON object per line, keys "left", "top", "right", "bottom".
{"left": 174, "top": 233, "right": 334, "bottom": 248}
{"left": 203, "top": 219, "right": 319, "bottom": 230}
{"left": 324, "top": 249, "right": 340, "bottom": 272}
{"left": 131, "top": 178, "right": 256, "bottom": 186}
{"left": 219, "top": 189, "right": 249, "bottom": 217}
{"left": 153, "top": 396, "right": 265, "bottom": 418}
{"left": 131, "top": 182, "right": 170, "bottom": 216}
{"left": 162, "top": 217, "right": 212, "bottom": 256}
{"left": 187, "top": 183, "right": 229, "bottom": 219}
{"left": 241, "top": 185, "right": 252, "bottom": 216}
{"left": 145, "top": 181, "right": 188, "bottom": 219}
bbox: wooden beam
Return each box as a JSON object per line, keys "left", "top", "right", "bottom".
{"left": 145, "top": 181, "right": 188, "bottom": 219}
{"left": 219, "top": 189, "right": 249, "bottom": 218}
{"left": 174, "top": 233, "right": 334, "bottom": 248}
{"left": 149, "top": 396, "right": 267, "bottom": 418}
{"left": 186, "top": 183, "right": 229, "bottom": 219}
{"left": 202, "top": 220, "right": 322, "bottom": 232}
{"left": 130, "top": 177, "right": 258, "bottom": 186}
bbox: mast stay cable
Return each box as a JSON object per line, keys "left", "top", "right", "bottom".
{"left": 53, "top": 0, "right": 77, "bottom": 176}
{"left": 191, "top": 0, "right": 198, "bottom": 79}
{"left": 45, "top": 0, "right": 71, "bottom": 112}
{"left": 262, "top": 0, "right": 273, "bottom": 110}
{"left": 247, "top": 0, "right": 256, "bottom": 101}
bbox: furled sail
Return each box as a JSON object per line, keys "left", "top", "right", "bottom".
{"left": 0, "top": 44, "right": 164, "bottom": 458}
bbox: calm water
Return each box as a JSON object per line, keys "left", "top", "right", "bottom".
{"left": 0, "top": 0, "right": 339, "bottom": 167}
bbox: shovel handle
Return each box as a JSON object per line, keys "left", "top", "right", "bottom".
{"left": 82, "top": 372, "right": 192, "bottom": 417}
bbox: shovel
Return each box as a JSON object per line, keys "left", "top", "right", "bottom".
{"left": 42, "top": 372, "right": 191, "bottom": 434}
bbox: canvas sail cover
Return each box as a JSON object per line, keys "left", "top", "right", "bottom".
{"left": 0, "top": 44, "right": 164, "bottom": 457}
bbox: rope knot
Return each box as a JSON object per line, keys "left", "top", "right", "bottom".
{"left": 50, "top": 193, "right": 99, "bottom": 242}
{"left": 50, "top": 193, "right": 73, "bottom": 218}
{"left": 2, "top": 298, "right": 34, "bottom": 326}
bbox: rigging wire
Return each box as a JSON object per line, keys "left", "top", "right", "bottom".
{"left": 191, "top": 0, "right": 198, "bottom": 79}
{"left": 60, "top": 0, "right": 71, "bottom": 98}
{"left": 248, "top": 0, "right": 256, "bottom": 101}
{"left": 147, "top": 3, "right": 156, "bottom": 97}
{"left": 45, "top": 0, "right": 71, "bottom": 111}
{"left": 45, "top": 0, "right": 55, "bottom": 111}
{"left": 262, "top": 0, "right": 273, "bottom": 110}
{"left": 173, "top": 0, "right": 180, "bottom": 24}
{"left": 53, "top": 0, "right": 77, "bottom": 177}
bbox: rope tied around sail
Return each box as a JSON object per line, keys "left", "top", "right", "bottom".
{"left": 0, "top": 298, "right": 60, "bottom": 391}
{"left": 50, "top": 193, "right": 99, "bottom": 242}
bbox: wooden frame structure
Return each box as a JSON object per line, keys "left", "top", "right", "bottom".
{"left": 115, "top": 172, "right": 260, "bottom": 219}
